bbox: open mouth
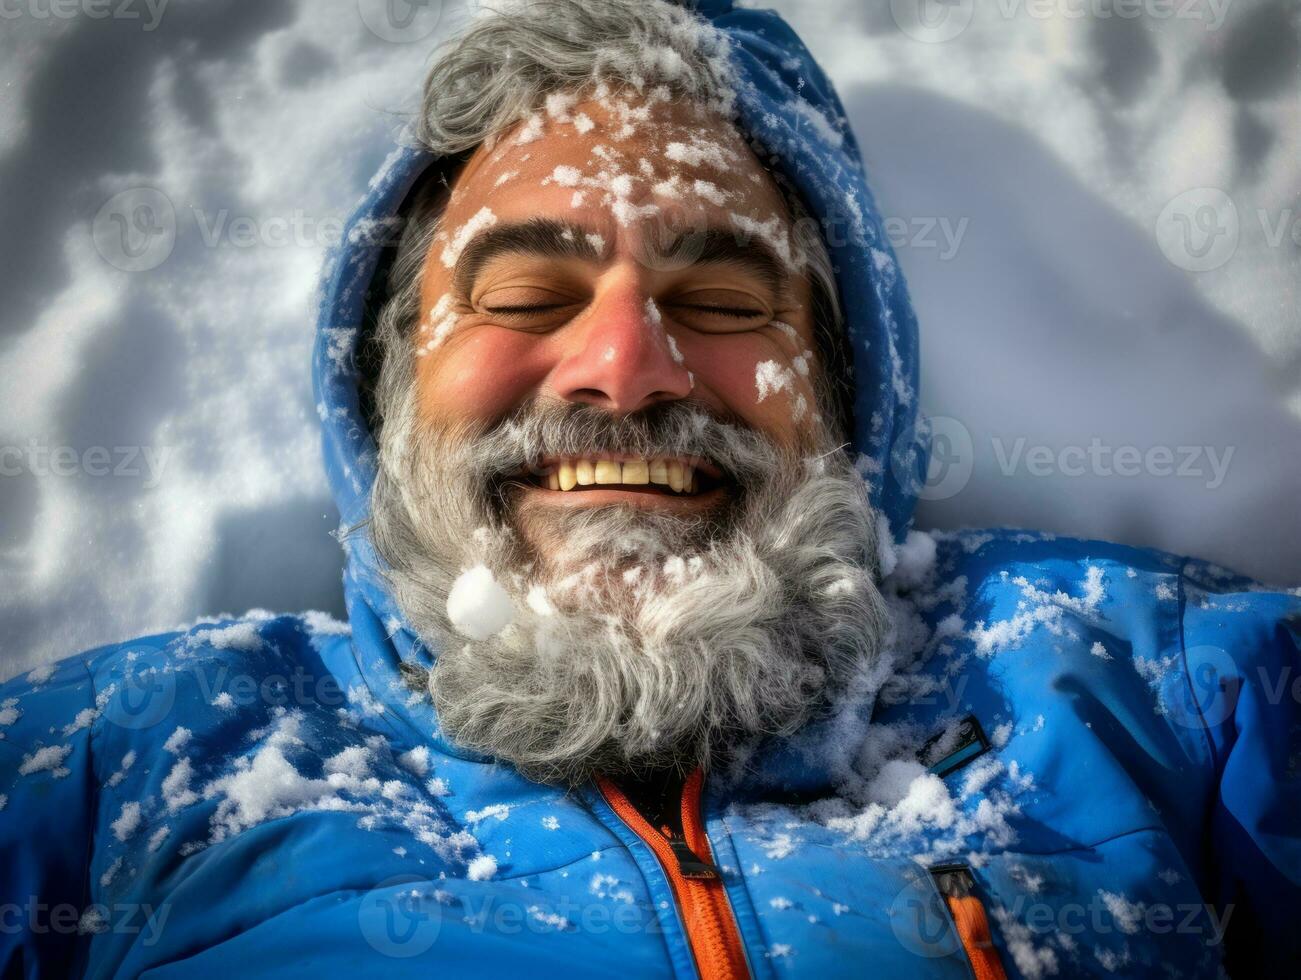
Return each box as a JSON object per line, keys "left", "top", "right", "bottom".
{"left": 511, "top": 455, "right": 727, "bottom": 497}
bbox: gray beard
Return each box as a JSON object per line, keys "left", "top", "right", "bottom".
{"left": 368, "top": 389, "right": 888, "bottom": 786}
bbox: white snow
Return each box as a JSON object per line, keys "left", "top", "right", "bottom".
{"left": 548, "top": 165, "right": 582, "bottom": 188}
{"left": 1094, "top": 945, "right": 1132, "bottom": 972}
{"left": 111, "top": 801, "right": 142, "bottom": 842}
{"left": 446, "top": 565, "right": 515, "bottom": 640}
{"left": 761, "top": 833, "right": 797, "bottom": 860}
{"left": 397, "top": 745, "right": 430, "bottom": 777}
{"left": 465, "top": 803, "right": 511, "bottom": 824}
{"left": 467, "top": 854, "right": 498, "bottom": 881}
{"left": 514, "top": 113, "right": 544, "bottom": 144}
{"left": 162, "top": 757, "right": 199, "bottom": 812}
{"left": 325, "top": 745, "right": 372, "bottom": 779}
{"left": 754, "top": 360, "right": 796, "bottom": 402}
{"left": 19, "top": 744, "right": 71, "bottom": 777}
{"left": 992, "top": 904, "right": 1059, "bottom": 979}
{"left": 1097, "top": 890, "right": 1144, "bottom": 935}
{"left": 969, "top": 567, "right": 1106, "bottom": 655}
{"left": 205, "top": 743, "right": 333, "bottom": 839}
{"left": 106, "top": 750, "right": 137, "bottom": 788}
{"left": 196, "top": 622, "right": 264, "bottom": 652}
{"left": 100, "top": 857, "right": 123, "bottom": 887}
{"left": 163, "top": 727, "right": 192, "bottom": 754}
{"left": 440, "top": 207, "right": 498, "bottom": 268}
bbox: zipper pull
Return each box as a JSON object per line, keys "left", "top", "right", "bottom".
{"left": 667, "top": 836, "right": 719, "bottom": 880}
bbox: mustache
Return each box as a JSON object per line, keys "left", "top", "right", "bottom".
{"left": 442, "top": 397, "right": 790, "bottom": 488}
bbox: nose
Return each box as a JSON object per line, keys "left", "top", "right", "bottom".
{"left": 547, "top": 276, "right": 693, "bottom": 413}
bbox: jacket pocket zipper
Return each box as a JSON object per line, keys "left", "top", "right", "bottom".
{"left": 930, "top": 863, "right": 1009, "bottom": 980}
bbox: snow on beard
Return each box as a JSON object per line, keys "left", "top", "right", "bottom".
{"left": 387, "top": 407, "right": 888, "bottom": 784}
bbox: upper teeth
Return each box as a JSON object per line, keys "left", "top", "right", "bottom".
{"left": 545, "top": 458, "right": 697, "bottom": 493}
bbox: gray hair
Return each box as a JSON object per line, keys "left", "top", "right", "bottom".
{"left": 366, "top": 0, "right": 853, "bottom": 445}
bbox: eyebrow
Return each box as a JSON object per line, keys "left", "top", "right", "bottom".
{"left": 452, "top": 219, "right": 607, "bottom": 298}
{"left": 451, "top": 217, "right": 795, "bottom": 304}
{"left": 662, "top": 227, "right": 791, "bottom": 303}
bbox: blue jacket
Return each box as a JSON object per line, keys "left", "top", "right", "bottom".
{"left": 2, "top": 2, "right": 1297, "bottom": 977}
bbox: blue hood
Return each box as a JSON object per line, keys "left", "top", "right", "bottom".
{"left": 311, "top": 0, "right": 926, "bottom": 652}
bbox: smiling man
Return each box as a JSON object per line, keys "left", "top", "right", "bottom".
{"left": 1, "top": 1, "right": 1298, "bottom": 978}
{"left": 364, "top": 84, "right": 884, "bottom": 789}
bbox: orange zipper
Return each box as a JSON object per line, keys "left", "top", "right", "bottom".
{"left": 931, "top": 865, "right": 1008, "bottom": 980}
{"left": 597, "top": 768, "right": 751, "bottom": 980}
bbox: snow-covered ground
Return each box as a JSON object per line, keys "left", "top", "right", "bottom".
{"left": 0, "top": 0, "right": 1296, "bottom": 677}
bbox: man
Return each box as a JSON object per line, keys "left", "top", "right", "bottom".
{"left": 1, "top": 1, "right": 1296, "bottom": 976}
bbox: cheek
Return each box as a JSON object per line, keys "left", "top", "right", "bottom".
{"left": 417, "top": 329, "right": 552, "bottom": 424}
{"left": 677, "top": 333, "right": 818, "bottom": 438}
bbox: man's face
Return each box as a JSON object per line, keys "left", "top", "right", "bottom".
{"left": 411, "top": 91, "right": 822, "bottom": 560}
{"left": 370, "top": 88, "right": 886, "bottom": 783}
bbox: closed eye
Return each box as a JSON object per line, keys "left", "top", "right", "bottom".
{"left": 481, "top": 303, "right": 572, "bottom": 317}
{"left": 671, "top": 304, "right": 766, "bottom": 318}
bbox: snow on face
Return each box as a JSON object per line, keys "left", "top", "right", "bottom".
{"left": 440, "top": 207, "right": 498, "bottom": 269}
{"left": 411, "top": 89, "right": 825, "bottom": 485}
{"left": 444, "top": 90, "right": 789, "bottom": 252}
{"left": 415, "top": 295, "right": 459, "bottom": 357}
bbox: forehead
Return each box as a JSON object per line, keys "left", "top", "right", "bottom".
{"left": 433, "top": 88, "right": 796, "bottom": 261}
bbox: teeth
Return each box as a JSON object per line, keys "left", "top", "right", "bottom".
{"left": 558, "top": 462, "right": 577, "bottom": 491}
{"left": 667, "top": 460, "right": 685, "bottom": 492}
{"left": 543, "top": 458, "right": 707, "bottom": 494}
